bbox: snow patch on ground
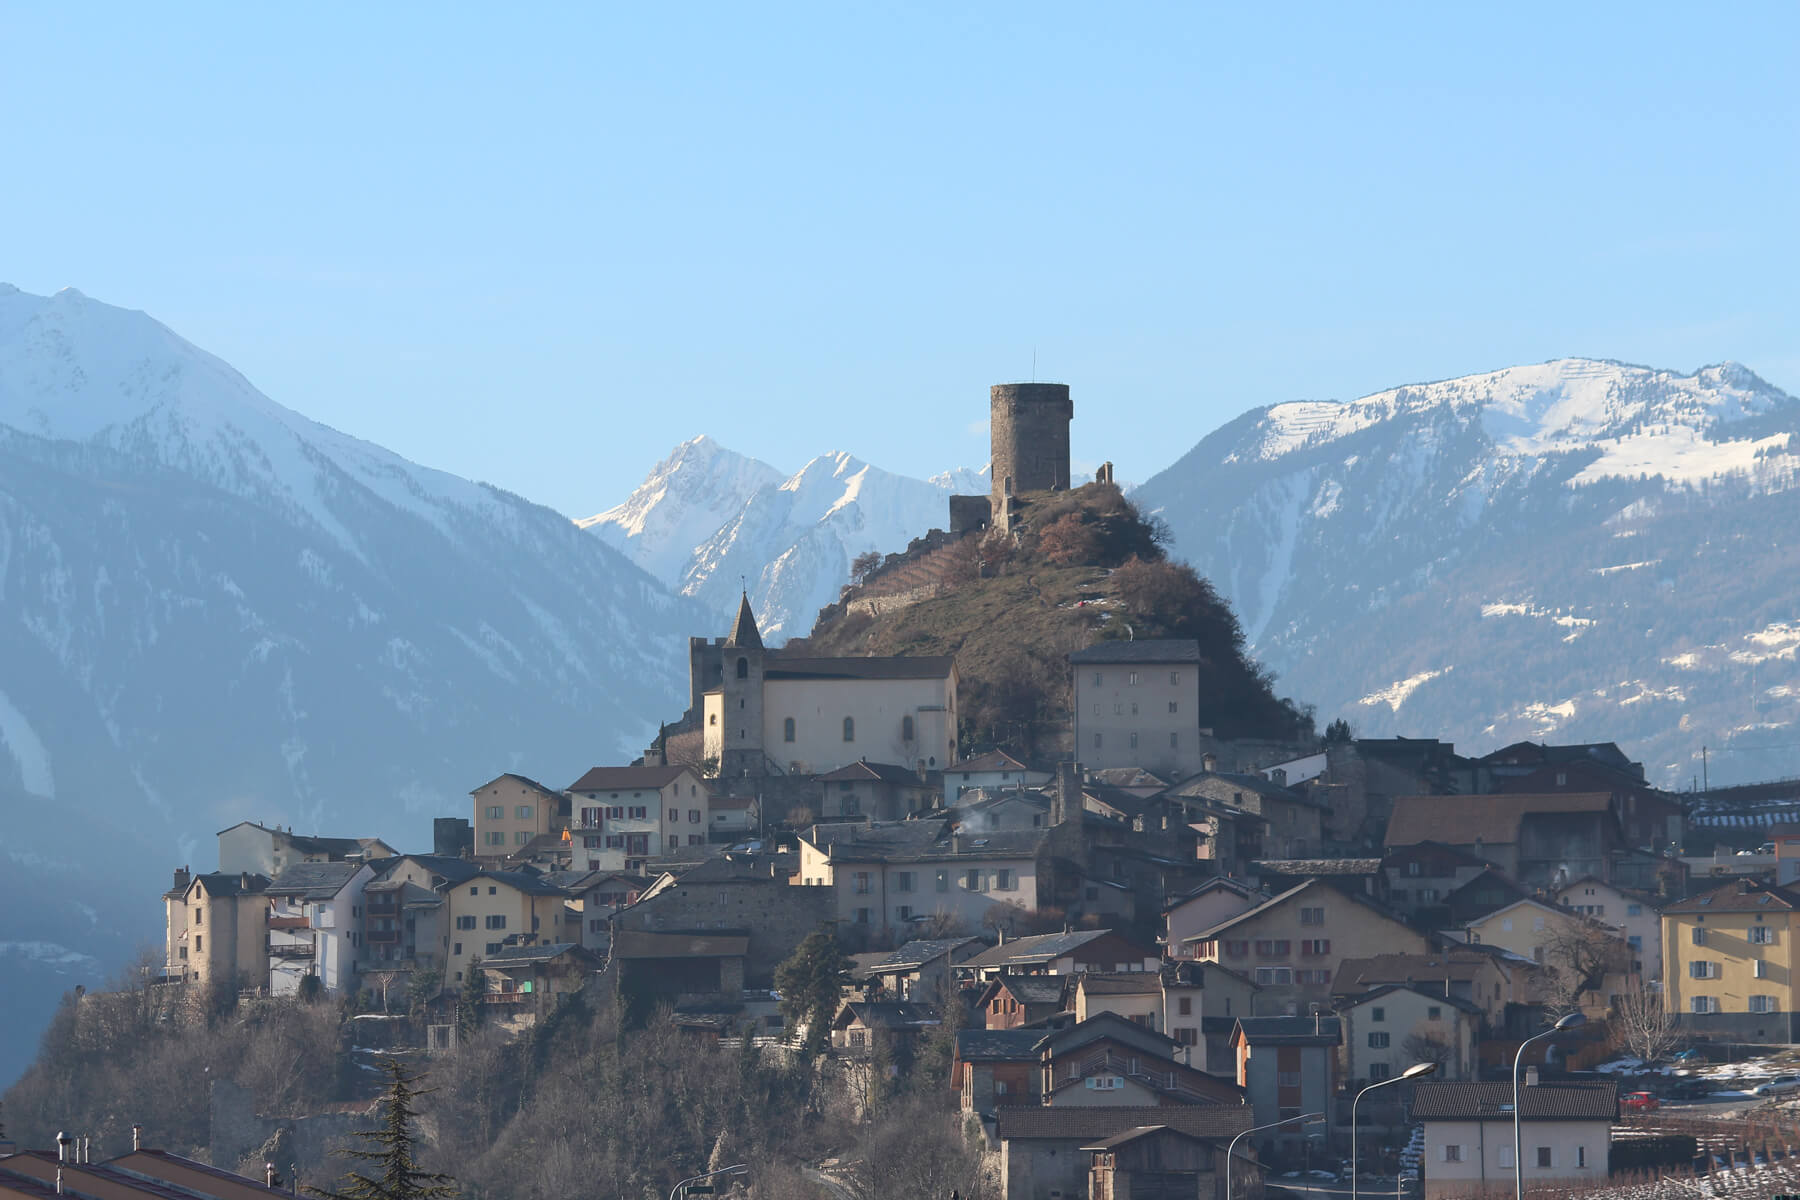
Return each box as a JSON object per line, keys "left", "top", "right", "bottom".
{"left": 0, "top": 941, "right": 101, "bottom": 971}
{"left": 1593, "top": 560, "right": 1660, "bottom": 575}
{"left": 1359, "top": 667, "right": 1451, "bottom": 713}
{"left": 0, "top": 685, "right": 54, "bottom": 796}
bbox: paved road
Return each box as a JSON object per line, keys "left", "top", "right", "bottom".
{"left": 1271, "top": 1175, "right": 1413, "bottom": 1199}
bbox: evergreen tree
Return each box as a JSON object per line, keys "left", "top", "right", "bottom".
{"left": 457, "top": 958, "right": 486, "bottom": 1038}
{"left": 773, "top": 927, "right": 852, "bottom": 1059}
{"left": 309, "top": 1058, "right": 457, "bottom": 1200}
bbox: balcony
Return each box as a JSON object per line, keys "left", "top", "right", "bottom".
{"left": 367, "top": 929, "right": 401, "bottom": 944}
{"left": 267, "top": 915, "right": 310, "bottom": 930}
{"left": 269, "top": 943, "right": 315, "bottom": 959}
{"left": 365, "top": 901, "right": 399, "bottom": 917}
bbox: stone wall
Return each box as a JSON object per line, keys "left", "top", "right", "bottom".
{"left": 612, "top": 876, "right": 838, "bottom": 986}
{"left": 989, "top": 383, "right": 1073, "bottom": 502}
{"left": 209, "top": 1079, "right": 375, "bottom": 1180}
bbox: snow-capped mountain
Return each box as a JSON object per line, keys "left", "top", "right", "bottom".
{"left": 0, "top": 284, "right": 703, "bottom": 1085}
{"left": 584, "top": 437, "right": 985, "bottom": 638}
{"left": 1135, "top": 357, "right": 1800, "bottom": 789}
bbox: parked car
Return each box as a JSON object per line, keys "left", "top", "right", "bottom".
{"left": 1663, "top": 1079, "right": 1715, "bottom": 1100}
{"left": 1621, "top": 1091, "right": 1660, "bottom": 1112}
{"left": 1752, "top": 1075, "right": 1800, "bottom": 1097}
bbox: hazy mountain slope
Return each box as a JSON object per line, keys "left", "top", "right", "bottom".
{"left": 0, "top": 285, "right": 703, "bottom": 1085}
{"left": 584, "top": 437, "right": 985, "bottom": 639}
{"left": 1134, "top": 358, "right": 1800, "bottom": 787}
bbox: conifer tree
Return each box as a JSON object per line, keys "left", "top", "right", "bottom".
{"left": 309, "top": 1058, "right": 457, "bottom": 1200}
{"left": 773, "top": 926, "right": 852, "bottom": 1059}
{"left": 456, "top": 957, "right": 486, "bottom": 1038}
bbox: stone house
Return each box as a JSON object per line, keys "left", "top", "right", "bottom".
{"left": 610, "top": 929, "right": 751, "bottom": 1007}
{"left": 1412, "top": 1077, "right": 1616, "bottom": 1198}
{"left": 559, "top": 870, "right": 652, "bottom": 955}
{"left": 483, "top": 942, "right": 600, "bottom": 1014}
{"left": 612, "top": 853, "right": 834, "bottom": 987}
{"left": 360, "top": 876, "right": 446, "bottom": 973}
{"left": 815, "top": 759, "right": 938, "bottom": 822}
{"left": 831, "top": 999, "right": 940, "bottom": 1054}
{"left": 1183, "top": 878, "right": 1429, "bottom": 1015}
{"left": 1163, "top": 878, "right": 1269, "bottom": 959}
{"left": 1069, "top": 639, "right": 1207, "bottom": 778}
{"left": 1082, "top": 1124, "right": 1228, "bottom": 1200}
{"left": 263, "top": 860, "right": 374, "bottom": 997}
{"left": 162, "top": 868, "right": 271, "bottom": 990}
{"left": 1385, "top": 791, "right": 1624, "bottom": 888}
{"left": 1490, "top": 758, "right": 1684, "bottom": 853}
{"left": 566, "top": 764, "right": 710, "bottom": 873}
{"left": 863, "top": 936, "right": 987, "bottom": 1002}
{"left": 995, "top": 1105, "right": 1254, "bottom": 1200}
{"left": 1162, "top": 770, "right": 1328, "bottom": 861}
{"left": 1382, "top": 841, "right": 1495, "bottom": 922}
{"left": 978, "top": 974, "right": 1070, "bottom": 1030}
{"left": 955, "top": 1027, "right": 1045, "bottom": 1115}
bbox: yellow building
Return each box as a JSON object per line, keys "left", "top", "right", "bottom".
{"left": 471, "top": 773, "right": 567, "bottom": 854}
{"left": 1465, "top": 897, "right": 1634, "bottom": 1018}
{"left": 1662, "top": 879, "right": 1800, "bottom": 1041}
{"left": 162, "top": 868, "right": 271, "bottom": 990}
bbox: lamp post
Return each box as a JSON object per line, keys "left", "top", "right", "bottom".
{"left": 667, "top": 1164, "right": 747, "bottom": 1200}
{"left": 1512, "top": 1012, "right": 1585, "bottom": 1200}
{"left": 1351, "top": 1061, "right": 1438, "bottom": 1199}
{"left": 1226, "top": 1111, "right": 1325, "bottom": 1200}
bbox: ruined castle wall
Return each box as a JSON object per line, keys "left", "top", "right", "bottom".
{"left": 990, "top": 383, "right": 1073, "bottom": 499}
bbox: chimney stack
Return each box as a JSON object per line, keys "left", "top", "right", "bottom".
{"left": 1202, "top": 753, "right": 1218, "bottom": 774}
{"left": 57, "top": 1133, "right": 70, "bottom": 1163}
{"left": 1525, "top": 1065, "right": 1540, "bottom": 1087}
{"left": 266, "top": 1164, "right": 278, "bottom": 1188}
{"left": 133, "top": 1125, "right": 143, "bottom": 1151}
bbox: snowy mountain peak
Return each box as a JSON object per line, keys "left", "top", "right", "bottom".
{"left": 586, "top": 441, "right": 984, "bottom": 639}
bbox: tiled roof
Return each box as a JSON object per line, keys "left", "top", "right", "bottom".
{"left": 1069, "top": 639, "right": 1202, "bottom": 665}
{"left": 956, "top": 1028, "right": 1047, "bottom": 1061}
{"left": 484, "top": 941, "right": 590, "bottom": 967}
{"left": 266, "top": 861, "right": 365, "bottom": 899}
{"left": 1231, "top": 1015, "right": 1341, "bottom": 1046}
{"left": 764, "top": 655, "right": 955, "bottom": 681}
{"left": 568, "top": 765, "right": 692, "bottom": 792}
{"left": 959, "top": 928, "right": 1119, "bottom": 969}
{"left": 1252, "top": 858, "right": 1384, "bottom": 877}
{"left": 1335, "top": 982, "right": 1483, "bottom": 1015}
{"left": 470, "top": 772, "right": 561, "bottom": 799}
{"left": 1081, "top": 1125, "right": 1203, "bottom": 1151}
{"left": 816, "top": 760, "right": 928, "bottom": 785}
{"left": 997, "top": 1104, "right": 1250, "bottom": 1142}
{"left": 382, "top": 853, "right": 482, "bottom": 887}
{"left": 1382, "top": 840, "right": 1495, "bottom": 870}
{"left": 957, "top": 750, "right": 1031, "bottom": 773}
{"left": 478, "top": 868, "right": 568, "bottom": 897}
{"left": 873, "top": 937, "right": 985, "bottom": 971}
{"left": 1187, "top": 878, "right": 1417, "bottom": 943}
{"left": 836, "top": 1001, "right": 940, "bottom": 1030}
{"left": 1664, "top": 879, "right": 1800, "bottom": 914}
{"left": 989, "top": 974, "right": 1068, "bottom": 1006}
{"left": 1079, "top": 972, "right": 1160, "bottom": 996}
{"left": 1165, "top": 771, "right": 1328, "bottom": 809}
{"left": 806, "top": 820, "right": 1046, "bottom": 864}
{"left": 1088, "top": 766, "right": 1170, "bottom": 788}
{"left": 1330, "top": 953, "right": 1498, "bottom": 994}
{"left": 1411, "top": 1080, "right": 1617, "bottom": 1121}
{"left": 725, "top": 593, "right": 763, "bottom": 650}
{"left": 191, "top": 871, "right": 271, "bottom": 898}
{"left": 1385, "top": 792, "right": 1613, "bottom": 848}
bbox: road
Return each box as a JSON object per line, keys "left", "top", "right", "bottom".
{"left": 1271, "top": 1174, "right": 1412, "bottom": 1199}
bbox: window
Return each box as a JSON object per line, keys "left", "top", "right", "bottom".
{"left": 1369, "top": 1062, "right": 1389, "bottom": 1081}
{"left": 1428, "top": 1006, "right": 1442, "bottom": 1020}
{"left": 783, "top": 717, "right": 795, "bottom": 743}
{"left": 484, "top": 831, "right": 506, "bottom": 846}
{"left": 966, "top": 869, "right": 983, "bottom": 891}
{"left": 669, "top": 808, "right": 679, "bottom": 823}
{"left": 1224, "top": 940, "right": 1249, "bottom": 958}
{"left": 456, "top": 916, "right": 477, "bottom": 930}
{"left": 842, "top": 716, "right": 855, "bottom": 741}
{"left": 1129, "top": 702, "right": 1139, "bottom": 717}
{"left": 469, "top": 886, "right": 479, "bottom": 896}
{"left": 902, "top": 715, "right": 914, "bottom": 741}
{"left": 1177, "top": 996, "right": 1193, "bottom": 1016}
{"left": 896, "top": 871, "right": 915, "bottom": 893}
{"left": 1536, "top": 1147, "right": 1553, "bottom": 1169}
{"left": 855, "top": 907, "right": 871, "bottom": 925}
{"left": 453, "top": 942, "right": 462, "bottom": 956}
{"left": 1170, "top": 732, "right": 1179, "bottom": 749}
{"left": 689, "top": 809, "right": 701, "bottom": 823}
{"left": 1577, "top": 1146, "right": 1587, "bottom": 1169}
{"left": 605, "top": 835, "right": 624, "bottom": 849}
{"left": 194, "top": 935, "right": 203, "bottom": 953}
{"left": 1499, "top": 1146, "right": 1515, "bottom": 1169}
{"left": 1626, "top": 903, "right": 1643, "bottom": 917}
{"left": 485, "top": 805, "right": 503, "bottom": 820}
{"left": 1174, "top": 1027, "right": 1197, "bottom": 1045}
{"left": 1129, "top": 732, "right": 1139, "bottom": 749}
{"left": 1085, "top": 1075, "right": 1123, "bottom": 1091}
{"left": 1418, "top": 888, "right": 1440, "bottom": 902}
{"left": 1368, "top": 1032, "right": 1391, "bottom": 1049}
{"left": 486, "top": 942, "right": 501, "bottom": 955}
{"left": 1751, "top": 994, "right": 1779, "bottom": 1013}
{"left": 995, "top": 869, "right": 1014, "bottom": 891}
{"left": 708, "top": 713, "right": 717, "bottom": 725}
{"left": 735, "top": 656, "right": 748, "bottom": 679}
{"left": 1301, "top": 939, "right": 1331, "bottom": 956}
{"left": 606, "top": 806, "right": 623, "bottom": 819}
{"left": 1276, "top": 1071, "right": 1301, "bottom": 1087}
{"left": 688, "top": 835, "right": 703, "bottom": 846}
{"left": 853, "top": 872, "right": 872, "bottom": 895}
{"left": 629, "top": 806, "right": 647, "bottom": 819}
{"left": 1690, "top": 996, "right": 1719, "bottom": 1014}
{"left": 1300, "top": 907, "right": 1325, "bottom": 925}
{"left": 936, "top": 870, "right": 949, "bottom": 893}
{"left": 1371, "top": 1007, "right": 1385, "bottom": 1022}
{"left": 1757, "top": 958, "right": 1770, "bottom": 979}
{"left": 896, "top": 905, "right": 912, "bottom": 921}
{"left": 1254, "top": 967, "right": 1292, "bottom": 985}
{"left": 486, "top": 915, "right": 507, "bottom": 930}
{"left": 1170, "top": 671, "right": 1180, "bottom": 685}
{"left": 1441, "top": 1146, "right": 1462, "bottom": 1164}
{"left": 514, "top": 831, "right": 530, "bottom": 844}
{"left": 1168, "top": 701, "right": 1178, "bottom": 714}
{"left": 580, "top": 806, "right": 601, "bottom": 827}
{"left": 1296, "top": 969, "right": 1332, "bottom": 984}
{"left": 1689, "top": 961, "right": 1721, "bottom": 979}
{"left": 1093, "top": 733, "right": 1102, "bottom": 749}
{"left": 1751, "top": 925, "right": 1774, "bottom": 944}
{"left": 1093, "top": 672, "right": 1102, "bottom": 685}
{"left": 515, "top": 804, "right": 533, "bottom": 820}
{"left": 1692, "top": 927, "right": 1706, "bottom": 946}
{"left": 1407, "top": 862, "right": 1421, "bottom": 877}
{"left": 1627, "top": 935, "right": 1642, "bottom": 952}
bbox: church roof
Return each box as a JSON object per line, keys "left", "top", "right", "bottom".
{"left": 726, "top": 593, "right": 763, "bottom": 650}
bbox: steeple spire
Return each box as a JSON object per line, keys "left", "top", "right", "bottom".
{"left": 726, "top": 592, "right": 763, "bottom": 650}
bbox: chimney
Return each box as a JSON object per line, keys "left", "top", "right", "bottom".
{"left": 133, "top": 1125, "right": 143, "bottom": 1151}
{"left": 173, "top": 866, "right": 191, "bottom": 893}
{"left": 55, "top": 1168, "right": 63, "bottom": 1195}
{"left": 57, "top": 1133, "right": 70, "bottom": 1162}
{"left": 1202, "top": 753, "right": 1218, "bottom": 774}
{"left": 1270, "top": 768, "right": 1287, "bottom": 787}
{"left": 1740, "top": 878, "right": 1754, "bottom": 894}
{"left": 1053, "top": 762, "right": 1080, "bottom": 826}
{"left": 266, "top": 1164, "right": 278, "bottom": 1188}
{"left": 240, "top": 872, "right": 250, "bottom": 890}
{"left": 1525, "top": 1065, "right": 1540, "bottom": 1087}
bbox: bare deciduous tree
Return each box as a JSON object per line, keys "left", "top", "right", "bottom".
{"left": 1612, "top": 979, "right": 1684, "bottom": 1065}
{"left": 1538, "top": 917, "right": 1629, "bottom": 1020}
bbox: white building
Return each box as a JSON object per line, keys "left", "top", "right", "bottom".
{"left": 264, "top": 861, "right": 375, "bottom": 996}
{"left": 1412, "top": 1077, "right": 1616, "bottom": 1198}
{"left": 566, "top": 765, "right": 710, "bottom": 873}
{"left": 947, "top": 749, "right": 1050, "bottom": 805}
{"left": 793, "top": 820, "right": 1043, "bottom": 936}
{"left": 703, "top": 597, "right": 960, "bottom": 779}
{"left": 1069, "top": 640, "right": 1203, "bottom": 777}
{"left": 217, "top": 820, "right": 394, "bottom": 878}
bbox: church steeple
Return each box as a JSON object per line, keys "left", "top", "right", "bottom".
{"left": 726, "top": 592, "right": 764, "bottom": 650}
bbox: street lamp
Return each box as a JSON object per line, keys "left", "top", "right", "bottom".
{"left": 1351, "top": 1061, "right": 1438, "bottom": 1199}
{"left": 667, "top": 1163, "right": 747, "bottom": 1200}
{"left": 1226, "top": 1111, "right": 1325, "bottom": 1200}
{"left": 1512, "top": 1012, "right": 1585, "bottom": 1200}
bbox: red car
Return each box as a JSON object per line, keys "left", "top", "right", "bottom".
{"left": 1621, "top": 1091, "right": 1660, "bottom": 1113}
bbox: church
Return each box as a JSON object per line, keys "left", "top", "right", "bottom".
{"left": 699, "top": 595, "right": 960, "bottom": 779}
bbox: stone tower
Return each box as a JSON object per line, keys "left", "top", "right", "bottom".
{"left": 719, "top": 593, "right": 766, "bottom": 778}
{"left": 990, "top": 382, "right": 1073, "bottom": 529}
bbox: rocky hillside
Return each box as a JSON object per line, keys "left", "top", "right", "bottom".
{"left": 0, "top": 285, "right": 702, "bottom": 1085}
{"left": 791, "top": 482, "right": 1313, "bottom": 760}
{"left": 1133, "top": 358, "right": 1800, "bottom": 788}
{"left": 581, "top": 435, "right": 984, "bottom": 640}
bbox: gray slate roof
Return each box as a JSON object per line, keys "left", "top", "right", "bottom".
{"left": 873, "top": 937, "right": 984, "bottom": 972}
{"left": 266, "top": 861, "right": 364, "bottom": 899}
{"left": 959, "top": 928, "right": 1117, "bottom": 970}
{"left": 1232, "top": 1015, "right": 1341, "bottom": 1046}
{"left": 1069, "top": 639, "right": 1201, "bottom": 665}
{"left": 1411, "top": 1080, "right": 1617, "bottom": 1121}
{"left": 955, "top": 1028, "right": 1046, "bottom": 1061}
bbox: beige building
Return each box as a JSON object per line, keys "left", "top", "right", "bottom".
{"left": 793, "top": 820, "right": 1043, "bottom": 936}
{"left": 162, "top": 868, "right": 270, "bottom": 990}
{"left": 1465, "top": 897, "right": 1634, "bottom": 1016}
{"left": 1070, "top": 640, "right": 1203, "bottom": 777}
{"left": 376, "top": 856, "right": 567, "bottom": 989}
{"left": 567, "top": 765, "right": 709, "bottom": 873}
{"left": 1662, "top": 878, "right": 1800, "bottom": 1041}
{"left": 1184, "top": 878, "right": 1430, "bottom": 1014}
{"left": 1336, "top": 984, "right": 1481, "bottom": 1083}
{"left": 216, "top": 821, "right": 394, "bottom": 878}
{"left": 1554, "top": 875, "right": 1664, "bottom": 979}
{"left": 703, "top": 596, "right": 959, "bottom": 778}
{"left": 471, "top": 773, "right": 567, "bottom": 855}
{"left": 1164, "top": 878, "right": 1268, "bottom": 958}
{"left": 1412, "top": 1078, "right": 1615, "bottom": 1198}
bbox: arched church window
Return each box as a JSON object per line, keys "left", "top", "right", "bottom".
{"left": 784, "top": 718, "right": 796, "bottom": 743}
{"left": 843, "top": 717, "right": 855, "bottom": 742}
{"left": 736, "top": 657, "right": 748, "bottom": 679}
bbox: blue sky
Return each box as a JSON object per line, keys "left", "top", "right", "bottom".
{"left": 3, "top": 4, "right": 1796, "bottom": 515}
